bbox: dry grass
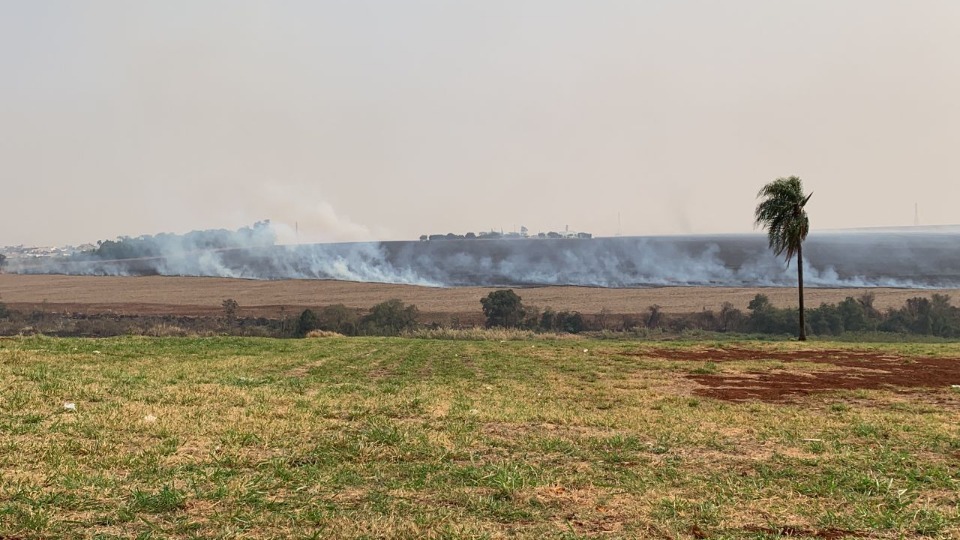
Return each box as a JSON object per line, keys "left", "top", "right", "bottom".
{"left": 0, "top": 337, "right": 958, "bottom": 539}
{"left": 3, "top": 274, "right": 958, "bottom": 317}
{"left": 304, "top": 330, "right": 346, "bottom": 338}
{"left": 404, "top": 327, "right": 580, "bottom": 341}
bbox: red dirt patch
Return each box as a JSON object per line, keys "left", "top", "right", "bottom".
{"left": 742, "top": 525, "right": 864, "bottom": 539}
{"left": 639, "top": 347, "right": 960, "bottom": 402}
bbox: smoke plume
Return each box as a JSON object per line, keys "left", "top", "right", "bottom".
{"left": 8, "top": 224, "right": 960, "bottom": 289}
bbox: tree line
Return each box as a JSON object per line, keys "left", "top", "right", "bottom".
{"left": 3, "top": 290, "right": 959, "bottom": 338}
{"left": 472, "top": 289, "right": 960, "bottom": 338}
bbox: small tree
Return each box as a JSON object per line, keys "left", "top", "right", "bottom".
{"left": 718, "top": 302, "right": 743, "bottom": 332}
{"left": 481, "top": 290, "right": 526, "bottom": 328}
{"left": 0, "top": 253, "right": 7, "bottom": 273}
{"left": 596, "top": 308, "right": 612, "bottom": 331}
{"left": 646, "top": 304, "right": 663, "bottom": 329}
{"left": 222, "top": 298, "right": 239, "bottom": 324}
{"left": 297, "top": 309, "right": 320, "bottom": 337}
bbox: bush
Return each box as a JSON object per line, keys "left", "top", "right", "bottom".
{"left": 359, "top": 299, "right": 419, "bottom": 336}
{"left": 746, "top": 294, "right": 798, "bottom": 335}
{"left": 538, "top": 309, "right": 584, "bottom": 333}
{"left": 318, "top": 304, "right": 361, "bottom": 336}
{"left": 222, "top": 299, "right": 239, "bottom": 324}
{"left": 296, "top": 309, "right": 320, "bottom": 337}
{"left": 481, "top": 290, "right": 526, "bottom": 328}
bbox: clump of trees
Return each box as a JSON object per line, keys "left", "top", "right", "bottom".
{"left": 539, "top": 309, "right": 585, "bottom": 333}
{"left": 359, "top": 299, "right": 419, "bottom": 335}
{"left": 480, "top": 290, "right": 586, "bottom": 333}
{"left": 732, "top": 293, "right": 960, "bottom": 338}
{"left": 295, "top": 299, "right": 419, "bottom": 337}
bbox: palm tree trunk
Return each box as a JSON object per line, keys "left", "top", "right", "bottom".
{"left": 797, "top": 242, "right": 807, "bottom": 341}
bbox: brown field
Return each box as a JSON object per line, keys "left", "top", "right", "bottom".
{"left": 2, "top": 274, "right": 958, "bottom": 321}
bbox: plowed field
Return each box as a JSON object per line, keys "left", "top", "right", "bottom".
{"left": 2, "top": 274, "right": 958, "bottom": 319}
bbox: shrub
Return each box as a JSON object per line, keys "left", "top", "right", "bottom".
{"left": 359, "top": 299, "right": 419, "bottom": 336}
{"left": 481, "top": 290, "right": 526, "bottom": 328}
{"left": 296, "top": 309, "right": 320, "bottom": 337}
{"left": 222, "top": 299, "right": 239, "bottom": 324}
{"left": 318, "top": 304, "right": 361, "bottom": 336}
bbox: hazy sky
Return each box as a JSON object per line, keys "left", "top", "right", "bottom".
{"left": 2, "top": 1, "right": 958, "bottom": 246}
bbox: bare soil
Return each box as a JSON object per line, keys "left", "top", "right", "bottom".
{"left": 635, "top": 347, "right": 960, "bottom": 402}
{"left": 2, "top": 274, "right": 957, "bottom": 320}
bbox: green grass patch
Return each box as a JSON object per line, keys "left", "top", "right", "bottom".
{"left": 0, "top": 337, "right": 958, "bottom": 538}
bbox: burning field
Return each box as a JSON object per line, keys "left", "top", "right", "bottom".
{"left": 9, "top": 230, "right": 960, "bottom": 289}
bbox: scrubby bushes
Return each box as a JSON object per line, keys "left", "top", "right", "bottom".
{"left": 358, "top": 299, "right": 419, "bottom": 336}
{"left": 295, "top": 300, "right": 418, "bottom": 337}
{"left": 539, "top": 309, "right": 585, "bottom": 333}
{"left": 739, "top": 293, "right": 960, "bottom": 338}
{"left": 879, "top": 294, "right": 960, "bottom": 337}
{"left": 3, "top": 290, "right": 959, "bottom": 340}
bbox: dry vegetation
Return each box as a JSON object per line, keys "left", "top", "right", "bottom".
{"left": 3, "top": 274, "right": 958, "bottom": 319}
{"left": 1, "top": 337, "right": 959, "bottom": 539}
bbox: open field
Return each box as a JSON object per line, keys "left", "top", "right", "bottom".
{"left": 1, "top": 337, "right": 959, "bottom": 538}
{"left": 3, "top": 275, "right": 959, "bottom": 321}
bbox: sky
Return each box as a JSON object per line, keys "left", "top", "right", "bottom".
{"left": 1, "top": 0, "right": 958, "bottom": 246}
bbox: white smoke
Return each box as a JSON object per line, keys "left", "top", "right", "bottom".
{"left": 9, "top": 228, "right": 960, "bottom": 289}
{"left": 249, "top": 184, "right": 385, "bottom": 244}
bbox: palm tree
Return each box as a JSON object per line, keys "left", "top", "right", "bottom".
{"left": 755, "top": 176, "right": 812, "bottom": 341}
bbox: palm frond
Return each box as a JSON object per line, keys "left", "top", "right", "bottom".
{"left": 754, "top": 176, "right": 810, "bottom": 263}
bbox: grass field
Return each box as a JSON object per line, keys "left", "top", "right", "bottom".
{"left": 1, "top": 337, "right": 959, "bottom": 539}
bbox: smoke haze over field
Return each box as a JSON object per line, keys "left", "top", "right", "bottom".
{"left": 2, "top": 1, "right": 960, "bottom": 246}
{"left": 10, "top": 224, "right": 960, "bottom": 289}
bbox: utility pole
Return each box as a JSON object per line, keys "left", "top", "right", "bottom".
{"left": 914, "top": 203, "right": 919, "bottom": 226}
